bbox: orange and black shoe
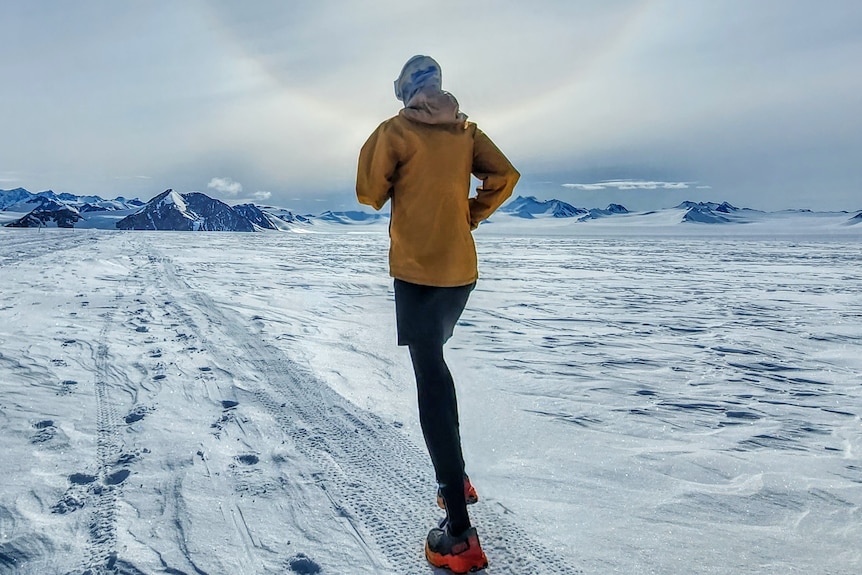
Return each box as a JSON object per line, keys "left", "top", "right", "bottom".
{"left": 437, "top": 475, "right": 479, "bottom": 509}
{"left": 425, "top": 525, "right": 488, "bottom": 573}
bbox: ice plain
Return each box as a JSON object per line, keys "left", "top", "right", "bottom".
{"left": 0, "top": 218, "right": 860, "bottom": 575}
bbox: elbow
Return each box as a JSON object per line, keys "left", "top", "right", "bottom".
{"left": 501, "top": 167, "right": 520, "bottom": 200}
{"left": 509, "top": 166, "right": 521, "bottom": 187}
{"left": 357, "top": 192, "right": 385, "bottom": 211}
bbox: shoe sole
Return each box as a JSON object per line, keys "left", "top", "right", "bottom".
{"left": 425, "top": 544, "right": 488, "bottom": 573}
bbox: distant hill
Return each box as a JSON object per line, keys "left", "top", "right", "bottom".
{"left": 5, "top": 207, "right": 83, "bottom": 228}
{"left": 4, "top": 186, "right": 861, "bottom": 232}
{"left": 232, "top": 203, "right": 284, "bottom": 230}
{"left": 2, "top": 187, "right": 145, "bottom": 228}
{"left": 115, "top": 190, "right": 256, "bottom": 231}
{"left": 0, "top": 188, "right": 34, "bottom": 209}
{"left": 500, "top": 196, "right": 586, "bottom": 218}
{"left": 315, "top": 210, "right": 389, "bottom": 225}
{"left": 4, "top": 195, "right": 69, "bottom": 214}
{"left": 578, "top": 203, "right": 629, "bottom": 222}
{"left": 1, "top": 188, "right": 143, "bottom": 212}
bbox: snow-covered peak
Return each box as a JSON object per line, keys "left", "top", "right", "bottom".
{"left": 116, "top": 189, "right": 255, "bottom": 231}
{"left": 158, "top": 189, "right": 189, "bottom": 213}
{"left": 5, "top": 195, "right": 72, "bottom": 213}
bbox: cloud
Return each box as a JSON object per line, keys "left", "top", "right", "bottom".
{"left": 3, "top": 2, "right": 860, "bottom": 211}
{"left": 562, "top": 180, "right": 697, "bottom": 191}
{"left": 253, "top": 191, "right": 272, "bottom": 201}
{"left": 207, "top": 177, "right": 243, "bottom": 195}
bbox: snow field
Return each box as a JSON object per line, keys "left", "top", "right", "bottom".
{"left": 1, "top": 227, "right": 861, "bottom": 574}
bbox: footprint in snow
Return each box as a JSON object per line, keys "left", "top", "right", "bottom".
{"left": 31, "top": 420, "right": 57, "bottom": 443}
{"left": 287, "top": 553, "right": 321, "bottom": 574}
{"left": 124, "top": 406, "right": 152, "bottom": 425}
{"left": 104, "top": 469, "right": 131, "bottom": 486}
{"left": 69, "top": 473, "right": 97, "bottom": 485}
{"left": 235, "top": 454, "right": 259, "bottom": 466}
{"left": 57, "top": 379, "right": 78, "bottom": 396}
{"left": 51, "top": 473, "right": 98, "bottom": 514}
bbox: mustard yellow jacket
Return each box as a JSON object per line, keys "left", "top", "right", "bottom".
{"left": 356, "top": 114, "right": 519, "bottom": 287}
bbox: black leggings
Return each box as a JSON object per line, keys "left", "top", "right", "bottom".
{"left": 409, "top": 343, "right": 470, "bottom": 535}
{"left": 394, "top": 279, "right": 475, "bottom": 535}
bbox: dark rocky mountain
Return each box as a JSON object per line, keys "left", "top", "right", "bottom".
{"left": 578, "top": 203, "right": 630, "bottom": 221}
{"left": 676, "top": 201, "right": 740, "bottom": 214}
{"left": 4, "top": 195, "right": 68, "bottom": 213}
{"left": 681, "top": 206, "right": 731, "bottom": 223}
{"left": 232, "top": 203, "right": 284, "bottom": 230}
{"left": 4, "top": 186, "right": 858, "bottom": 232}
{"left": 0, "top": 188, "right": 33, "bottom": 210}
{"left": 5, "top": 207, "right": 83, "bottom": 228}
{"left": 116, "top": 190, "right": 256, "bottom": 231}
{"left": 675, "top": 201, "right": 772, "bottom": 224}
{"left": 2, "top": 188, "right": 144, "bottom": 212}
{"left": 500, "top": 196, "right": 587, "bottom": 218}
{"left": 675, "top": 201, "right": 738, "bottom": 223}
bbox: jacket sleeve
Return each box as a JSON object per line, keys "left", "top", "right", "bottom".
{"left": 469, "top": 128, "right": 520, "bottom": 228}
{"left": 356, "top": 121, "right": 400, "bottom": 211}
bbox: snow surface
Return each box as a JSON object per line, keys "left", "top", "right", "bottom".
{"left": 1, "top": 223, "right": 861, "bottom": 574}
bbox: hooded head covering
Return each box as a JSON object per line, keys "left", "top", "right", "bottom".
{"left": 394, "top": 55, "right": 442, "bottom": 104}
{"left": 394, "top": 55, "right": 467, "bottom": 125}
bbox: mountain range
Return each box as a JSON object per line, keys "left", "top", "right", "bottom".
{"left": 2, "top": 188, "right": 860, "bottom": 231}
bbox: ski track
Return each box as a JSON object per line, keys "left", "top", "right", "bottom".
{"left": 149, "top": 246, "right": 582, "bottom": 574}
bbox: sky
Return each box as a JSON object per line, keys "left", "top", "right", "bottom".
{"left": 2, "top": 0, "right": 861, "bottom": 213}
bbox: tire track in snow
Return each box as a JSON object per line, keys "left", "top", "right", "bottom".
{"left": 152, "top": 249, "right": 582, "bottom": 575}
{"left": 77, "top": 294, "right": 141, "bottom": 575}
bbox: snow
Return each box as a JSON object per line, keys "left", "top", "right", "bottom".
{"left": 1, "top": 223, "right": 861, "bottom": 574}
{"left": 159, "top": 190, "right": 188, "bottom": 213}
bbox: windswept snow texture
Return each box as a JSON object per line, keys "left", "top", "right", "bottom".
{"left": 1, "top": 227, "right": 861, "bottom": 574}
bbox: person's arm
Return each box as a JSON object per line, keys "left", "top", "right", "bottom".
{"left": 356, "top": 122, "right": 400, "bottom": 210}
{"left": 469, "top": 128, "right": 519, "bottom": 228}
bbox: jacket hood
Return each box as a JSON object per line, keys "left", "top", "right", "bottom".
{"left": 399, "top": 87, "right": 468, "bottom": 126}
{"left": 394, "top": 55, "right": 442, "bottom": 104}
